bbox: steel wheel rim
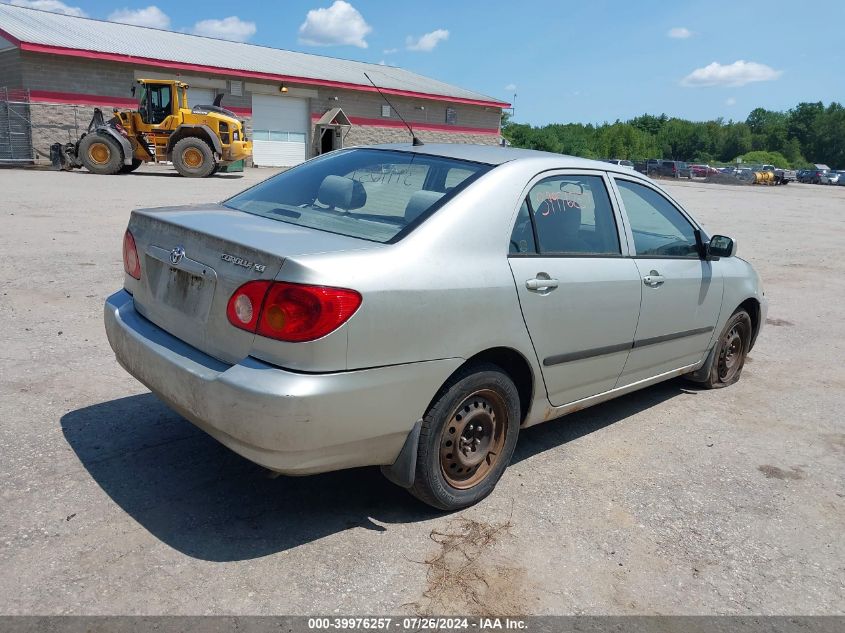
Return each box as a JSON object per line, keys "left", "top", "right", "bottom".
{"left": 718, "top": 323, "right": 746, "bottom": 382}
{"left": 439, "top": 389, "right": 508, "bottom": 490}
{"left": 89, "top": 142, "right": 111, "bottom": 165}
{"left": 183, "top": 148, "right": 203, "bottom": 168}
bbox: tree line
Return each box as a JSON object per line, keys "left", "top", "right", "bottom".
{"left": 502, "top": 102, "right": 845, "bottom": 169}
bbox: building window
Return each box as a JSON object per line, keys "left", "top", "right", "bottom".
{"left": 230, "top": 80, "right": 243, "bottom": 97}
{"left": 445, "top": 107, "right": 457, "bottom": 125}
{"left": 381, "top": 104, "right": 391, "bottom": 118}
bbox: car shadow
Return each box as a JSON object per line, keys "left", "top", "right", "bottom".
{"left": 61, "top": 379, "right": 692, "bottom": 562}
{"left": 513, "top": 378, "right": 693, "bottom": 465}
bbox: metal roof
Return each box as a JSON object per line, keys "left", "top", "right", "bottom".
{"left": 0, "top": 4, "right": 508, "bottom": 107}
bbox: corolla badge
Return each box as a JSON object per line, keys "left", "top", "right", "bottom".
{"left": 221, "top": 252, "right": 266, "bottom": 273}
{"left": 170, "top": 245, "right": 186, "bottom": 265}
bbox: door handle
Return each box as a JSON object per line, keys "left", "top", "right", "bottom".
{"left": 526, "top": 277, "right": 559, "bottom": 291}
{"left": 642, "top": 272, "right": 665, "bottom": 287}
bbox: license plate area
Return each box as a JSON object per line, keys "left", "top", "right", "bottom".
{"left": 145, "top": 246, "right": 217, "bottom": 322}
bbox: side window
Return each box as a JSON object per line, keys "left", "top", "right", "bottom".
{"left": 509, "top": 199, "right": 536, "bottom": 254}
{"left": 526, "top": 175, "right": 620, "bottom": 255}
{"left": 615, "top": 179, "right": 698, "bottom": 258}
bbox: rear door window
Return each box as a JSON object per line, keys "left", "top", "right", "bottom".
{"left": 522, "top": 174, "right": 621, "bottom": 255}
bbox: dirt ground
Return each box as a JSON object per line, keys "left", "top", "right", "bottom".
{"left": 0, "top": 165, "right": 843, "bottom": 615}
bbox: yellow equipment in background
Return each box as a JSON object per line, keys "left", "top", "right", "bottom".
{"left": 752, "top": 170, "right": 776, "bottom": 185}
{"left": 61, "top": 79, "right": 251, "bottom": 177}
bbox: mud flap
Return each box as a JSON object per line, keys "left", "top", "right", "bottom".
{"left": 380, "top": 420, "right": 422, "bottom": 489}
{"left": 686, "top": 343, "right": 717, "bottom": 383}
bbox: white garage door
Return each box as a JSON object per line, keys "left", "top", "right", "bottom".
{"left": 187, "top": 88, "right": 216, "bottom": 108}
{"left": 251, "top": 94, "right": 309, "bottom": 167}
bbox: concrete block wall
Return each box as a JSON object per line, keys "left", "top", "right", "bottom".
{"left": 29, "top": 103, "right": 89, "bottom": 156}
{"left": 0, "top": 47, "right": 22, "bottom": 90}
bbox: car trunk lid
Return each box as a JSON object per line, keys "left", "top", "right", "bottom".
{"left": 127, "top": 203, "right": 374, "bottom": 364}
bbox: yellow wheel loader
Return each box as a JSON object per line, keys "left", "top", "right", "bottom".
{"left": 58, "top": 79, "right": 251, "bottom": 177}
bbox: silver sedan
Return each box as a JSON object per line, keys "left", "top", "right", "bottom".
{"left": 104, "top": 144, "right": 767, "bottom": 510}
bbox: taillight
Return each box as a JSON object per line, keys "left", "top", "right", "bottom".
{"left": 123, "top": 229, "right": 141, "bottom": 280}
{"left": 226, "top": 280, "right": 271, "bottom": 332}
{"left": 227, "top": 281, "right": 361, "bottom": 342}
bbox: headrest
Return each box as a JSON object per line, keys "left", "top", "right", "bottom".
{"left": 317, "top": 175, "right": 367, "bottom": 210}
{"left": 536, "top": 198, "right": 582, "bottom": 231}
{"left": 404, "top": 190, "right": 444, "bottom": 223}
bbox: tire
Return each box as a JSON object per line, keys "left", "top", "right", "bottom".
{"left": 408, "top": 363, "right": 520, "bottom": 511}
{"left": 172, "top": 137, "right": 217, "bottom": 178}
{"left": 79, "top": 133, "right": 123, "bottom": 175}
{"left": 119, "top": 159, "right": 143, "bottom": 174}
{"left": 696, "top": 310, "right": 753, "bottom": 389}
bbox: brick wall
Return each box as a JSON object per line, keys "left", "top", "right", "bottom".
{"left": 28, "top": 102, "right": 88, "bottom": 156}
{"left": 344, "top": 125, "right": 499, "bottom": 148}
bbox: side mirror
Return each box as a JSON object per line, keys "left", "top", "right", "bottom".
{"left": 708, "top": 234, "right": 737, "bottom": 258}
{"left": 130, "top": 85, "right": 136, "bottom": 97}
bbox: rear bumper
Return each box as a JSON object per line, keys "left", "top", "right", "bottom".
{"left": 104, "top": 290, "right": 460, "bottom": 475}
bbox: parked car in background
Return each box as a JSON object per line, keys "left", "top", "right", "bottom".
{"left": 605, "top": 159, "right": 635, "bottom": 169}
{"left": 104, "top": 144, "right": 766, "bottom": 510}
{"left": 649, "top": 160, "right": 692, "bottom": 179}
{"left": 804, "top": 169, "right": 828, "bottom": 184}
{"left": 691, "top": 164, "right": 719, "bottom": 177}
{"left": 821, "top": 170, "right": 842, "bottom": 185}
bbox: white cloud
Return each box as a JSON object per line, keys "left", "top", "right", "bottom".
{"left": 298, "top": 1, "right": 372, "bottom": 48}
{"left": 681, "top": 60, "right": 783, "bottom": 87}
{"left": 108, "top": 6, "right": 170, "bottom": 29}
{"left": 504, "top": 83, "right": 517, "bottom": 93}
{"left": 667, "top": 27, "right": 692, "bottom": 39}
{"left": 725, "top": 97, "right": 737, "bottom": 106}
{"left": 6, "top": 0, "right": 85, "bottom": 16}
{"left": 191, "top": 16, "right": 256, "bottom": 42}
{"left": 406, "top": 28, "right": 449, "bottom": 52}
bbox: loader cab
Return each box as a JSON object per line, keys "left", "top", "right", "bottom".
{"left": 136, "top": 80, "right": 186, "bottom": 126}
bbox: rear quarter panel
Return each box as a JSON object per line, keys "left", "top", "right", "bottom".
{"left": 270, "top": 159, "right": 550, "bottom": 393}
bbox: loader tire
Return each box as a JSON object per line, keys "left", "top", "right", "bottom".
{"left": 173, "top": 137, "right": 216, "bottom": 178}
{"left": 79, "top": 134, "right": 123, "bottom": 175}
{"left": 119, "top": 159, "right": 143, "bottom": 174}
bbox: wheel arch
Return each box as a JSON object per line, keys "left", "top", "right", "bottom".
{"left": 738, "top": 296, "right": 762, "bottom": 350}
{"left": 434, "top": 347, "right": 535, "bottom": 425}
{"left": 166, "top": 125, "right": 222, "bottom": 159}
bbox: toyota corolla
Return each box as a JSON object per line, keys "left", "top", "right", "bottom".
{"left": 104, "top": 144, "right": 766, "bottom": 510}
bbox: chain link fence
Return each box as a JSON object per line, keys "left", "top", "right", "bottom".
{"left": 0, "top": 87, "right": 33, "bottom": 163}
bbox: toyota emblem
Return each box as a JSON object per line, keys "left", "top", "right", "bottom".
{"left": 170, "top": 245, "right": 186, "bottom": 265}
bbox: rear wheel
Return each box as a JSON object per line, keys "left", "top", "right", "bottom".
{"left": 79, "top": 134, "right": 123, "bottom": 175}
{"left": 698, "top": 310, "right": 753, "bottom": 389}
{"left": 173, "top": 137, "right": 217, "bottom": 178}
{"left": 408, "top": 364, "right": 520, "bottom": 510}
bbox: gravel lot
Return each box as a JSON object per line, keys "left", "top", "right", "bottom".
{"left": 0, "top": 165, "right": 843, "bottom": 615}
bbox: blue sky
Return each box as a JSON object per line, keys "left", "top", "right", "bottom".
{"left": 7, "top": 0, "right": 845, "bottom": 124}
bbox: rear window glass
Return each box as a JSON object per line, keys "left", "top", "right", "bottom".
{"left": 224, "top": 149, "right": 491, "bottom": 243}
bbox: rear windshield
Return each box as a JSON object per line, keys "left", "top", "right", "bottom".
{"left": 224, "top": 149, "right": 492, "bottom": 243}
